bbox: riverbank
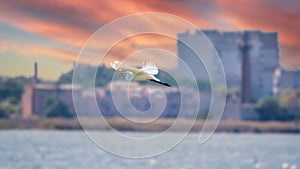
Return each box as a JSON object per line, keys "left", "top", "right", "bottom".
{"left": 0, "top": 118, "right": 299, "bottom": 133}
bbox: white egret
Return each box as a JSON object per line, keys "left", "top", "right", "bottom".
{"left": 110, "top": 61, "right": 171, "bottom": 87}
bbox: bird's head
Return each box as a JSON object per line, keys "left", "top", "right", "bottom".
{"left": 110, "top": 61, "right": 121, "bottom": 70}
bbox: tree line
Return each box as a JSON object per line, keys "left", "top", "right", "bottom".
{"left": 256, "top": 89, "right": 300, "bottom": 121}
{"left": 0, "top": 64, "right": 299, "bottom": 120}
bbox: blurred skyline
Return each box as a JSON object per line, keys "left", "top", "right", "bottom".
{"left": 0, "top": 0, "right": 300, "bottom": 80}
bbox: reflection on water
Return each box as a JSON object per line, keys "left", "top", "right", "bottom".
{"left": 0, "top": 131, "right": 299, "bottom": 169}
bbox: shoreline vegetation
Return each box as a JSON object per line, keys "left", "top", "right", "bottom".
{"left": 0, "top": 118, "right": 300, "bottom": 133}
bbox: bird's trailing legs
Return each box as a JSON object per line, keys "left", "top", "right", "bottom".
{"left": 149, "top": 79, "right": 171, "bottom": 87}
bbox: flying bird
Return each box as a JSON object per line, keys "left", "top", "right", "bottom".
{"left": 110, "top": 61, "right": 171, "bottom": 87}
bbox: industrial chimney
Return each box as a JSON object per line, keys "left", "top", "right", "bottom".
{"left": 240, "top": 32, "right": 252, "bottom": 103}
{"left": 34, "top": 62, "right": 38, "bottom": 83}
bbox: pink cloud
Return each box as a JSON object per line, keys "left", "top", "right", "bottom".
{"left": 0, "top": 0, "right": 299, "bottom": 69}
{"left": 214, "top": 0, "right": 300, "bottom": 68}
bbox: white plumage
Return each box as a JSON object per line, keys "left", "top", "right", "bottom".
{"left": 110, "top": 61, "right": 171, "bottom": 87}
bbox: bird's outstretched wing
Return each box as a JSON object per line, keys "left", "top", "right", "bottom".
{"left": 140, "top": 61, "right": 158, "bottom": 75}
{"left": 111, "top": 61, "right": 170, "bottom": 86}
{"left": 111, "top": 61, "right": 140, "bottom": 74}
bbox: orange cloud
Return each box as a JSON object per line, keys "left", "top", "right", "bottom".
{"left": 213, "top": 0, "right": 300, "bottom": 68}
{"left": 0, "top": 40, "right": 76, "bottom": 64}
{"left": 103, "top": 34, "right": 177, "bottom": 67}
{"left": 27, "top": 46, "right": 77, "bottom": 63}
{"left": 0, "top": 0, "right": 299, "bottom": 72}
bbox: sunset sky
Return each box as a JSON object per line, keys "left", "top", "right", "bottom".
{"left": 0, "top": 0, "right": 299, "bottom": 80}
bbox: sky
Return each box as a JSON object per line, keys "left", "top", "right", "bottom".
{"left": 0, "top": 0, "right": 300, "bottom": 80}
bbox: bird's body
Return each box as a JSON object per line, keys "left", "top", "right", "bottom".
{"left": 110, "top": 61, "right": 171, "bottom": 87}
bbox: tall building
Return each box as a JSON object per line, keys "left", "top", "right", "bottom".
{"left": 246, "top": 31, "right": 279, "bottom": 102}
{"left": 177, "top": 30, "right": 279, "bottom": 102}
{"left": 177, "top": 30, "right": 242, "bottom": 88}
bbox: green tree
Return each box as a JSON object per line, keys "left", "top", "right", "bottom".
{"left": 0, "top": 107, "right": 9, "bottom": 118}
{"left": 0, "top": 77, "right": 27, "bottom": 102}
{"left": 0, "top": 76, "right": 28, "bottom": 117}
{"left": 57, "top": 70, "right": 73, "bottom": 84}
{"left": 0, "top": 97, "right": 20, "bottom": 118}
{"left": 256, "top": 97, "right": 291, "bottom": 121}
{"left": 95, "top": 65, "right": 115, "bottom": 87}
{"left": 279, "top": 88, "right": 300, "bottom": 121}
{"left": 58, "top": 64, "right": 115, "bottom": 87}
{"left": 44, "top": 97, "right": 74, "bottom": 118}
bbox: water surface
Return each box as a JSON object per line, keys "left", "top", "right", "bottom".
{"left": 0, "top": 130, "right": 299, "bottom": 169}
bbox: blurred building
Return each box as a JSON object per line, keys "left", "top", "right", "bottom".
{"left": 21, "top": 83, "right": 81, "bottom": 118}
{"left": 177, "top": 30, "right": 242, "bottom": 88}
{"left": 178, "top": 30, "right": 279, "bottom": 99}
{"left": 277, "top": 69, "right": 300, "bottom": 91}
{"left": 178, "top": 29, "right": 279, "bottom": 120}
{"left": 22, "top": 28, "right": 285, "bottom": 120}
{"left": 21, "top": 62, "right": 196, "bottom": 118}
{"left": 22, "top": 81, "right": 200, "bottom": 118}
{"left": 77, "top": 82, "right": 197, "bottom": 118}
{"left": 21, "top": 62, "right": 81, "bottom": 118}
